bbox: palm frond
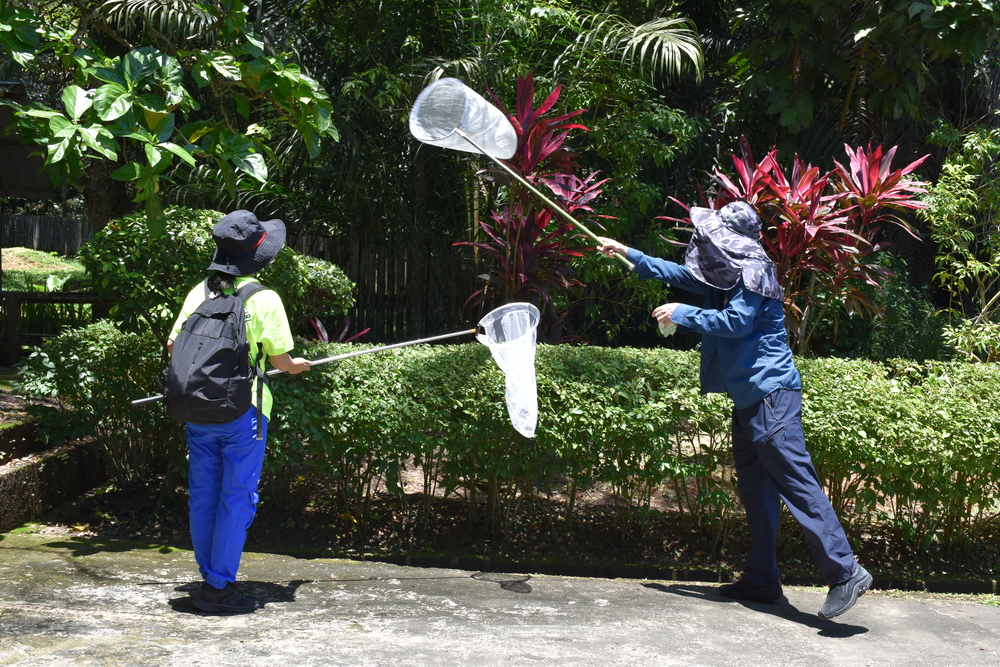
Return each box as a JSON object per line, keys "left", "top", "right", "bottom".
{"left": 555, "top": 12, "right": 704, "bottom": 84}
{"left": 420, "top": 56, "right": 488, "bottom": 86}
{"left": 101, "top": 0, "right": 218, "bottom": 44}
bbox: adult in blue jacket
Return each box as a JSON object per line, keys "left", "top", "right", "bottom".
{"left": 597, "top": 201, "right": 871, "bottom": 620}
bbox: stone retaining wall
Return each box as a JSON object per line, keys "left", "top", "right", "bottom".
{"left": 0, "top": 436, "right": 107, "bottom": 532}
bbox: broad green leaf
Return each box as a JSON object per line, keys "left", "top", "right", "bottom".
{"left": 93, "top": 83, "right": 133, "bottom": 121}
{"left": 217, "top": 159, "right": 237, "bottom": 196}
{"left": 158, "top": 141, "right": 196, "bottom": 167}
{"left": 144, "top": 143, "right": 162, "bottom": 169}
{"left": 156, "top": 55, "right": 184, "bottom": 86}
{"left": 136, "top": 94, "right": 168, "bottom": 114}
{"left": 62, "top": 85, "right": 92, "bottom": 122}
{"left": 133, "top": 168, "right": 158, "bottom": 200}
{"left": 191, "top": 64, "right": 211, "bottom": 88}
{"left": 22, "top": 108, "right": 64, "bottom": 119}
{"left": 181, "top": 120, "right": 214, "bottom": 145}
{"left": 91, "top": 67, "right": 126, "bottom": 87}
{"left": 234, "top": 94, "right": 251, "bottom": 119}
{"left": 52, "top": 122, "right": 78, "bottom": 139}
{"left": 79, "top": 126, "right": 118, "bottom": 160}
{"left": 0, "top": 4, "right": 39, "bottom": 67}
{"left": 208, "top": 53, "right": 241, "bottom": 80}
{"left": 233, "top": 152, "right": 267, "bottom": 182}
{"left": 48, "top": 136, "right": 72, "bottom": 164}
{"left": 123, "top": 47, "right": 160, "bottom": 86}
{"left": 47, "top": 114, "right": 72, "bottom": 135}
{"left": 143, "top": 109, "right": 168, "bottom": 133}
{"left": 110, "top": 161, "right": 142, "bottom": 181}
{"left": 151, "top": 112, "right": 175, "bottom": 142}
{"left": 299, "top": 125, "right": 321, "bottom": 159}
{"left": 145, "top": 195, "right": 166, "bottom": 236}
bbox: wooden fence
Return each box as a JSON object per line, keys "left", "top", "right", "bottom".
{"left": 0, "top": 214, "right": 91, "bottom": 256}
{"left": 293, "top": 232, "right": 483, "bottom": 344}
{"left": 0, "top": 214, "right": 481, "bottom": 347}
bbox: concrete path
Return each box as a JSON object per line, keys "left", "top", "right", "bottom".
{"left": 1, "top": 532, "right": 998, "bottom": 666}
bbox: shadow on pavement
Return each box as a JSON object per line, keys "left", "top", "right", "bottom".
{"left": 168, "top": 579, "right": 314, "bottom": 614}
{"left": 642, "top": 582, "right": 869, "bottom": 638}
{"left": 471, "top": 572, "right": 533, "bottom": 593}
{"left": 41, "top": 536, "right": 181, "bottom": 557}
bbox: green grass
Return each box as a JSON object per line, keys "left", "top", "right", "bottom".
{"left": 2, "top": 247, "right": 86, "bottom": 291}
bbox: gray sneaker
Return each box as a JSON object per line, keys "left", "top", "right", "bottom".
{"left": 818, "top": 564, "right": 872, "bottom": 619}
{"left": 194, "top": 582, "right": 258, "bottom": 614}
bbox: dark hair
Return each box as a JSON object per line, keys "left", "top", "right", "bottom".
{"left": 207, "top": 271, "right": 237, "bottom": 293}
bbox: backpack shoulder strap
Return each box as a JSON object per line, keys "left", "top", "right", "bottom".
{"left": 234, "top": 281, "right": 270, "bottom": 302}
{"left": 233, "top": 280, "right": 271, "bottom": 441}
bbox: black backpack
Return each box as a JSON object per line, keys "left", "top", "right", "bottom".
{"left": 163, "top": 279, "right": 269, "bottom": 438}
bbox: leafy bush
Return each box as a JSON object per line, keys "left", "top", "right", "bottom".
{"left": 808, "top": 254, "right": 947, "bottom": 362}
{"left": 269, "top": 345, "right": 1000, "bottom": 556}
{"left": 77, "top": 206, "right": 355, "bottom": 341}
{"left": 16, "top": 320, "right": 184, "bottom": 485}
{"left": 18, "top": 327, "right": 1000, "bottom": 559}
{"left": 801, "top": 357, "right": 1000, "bottom": 552}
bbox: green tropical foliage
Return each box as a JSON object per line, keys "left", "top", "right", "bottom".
{"left": 726, "top": 0, "right": 1000, "bottom": 151}
{"left": 0, "top": 0, "right": 338, "bottom": 233}
{"left": 922, "top": 126, "right": 1000, "bottom": 361}
{"left": 76, "top": 207, "right": 355, "bottom": 344}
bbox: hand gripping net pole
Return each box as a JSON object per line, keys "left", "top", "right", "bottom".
{"left": 477, "top": 303, "right": 540, "bottom": 438}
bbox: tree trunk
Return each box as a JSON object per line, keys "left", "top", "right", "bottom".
{"left": 79, "top": 160, "right": 137, "bottom": 234}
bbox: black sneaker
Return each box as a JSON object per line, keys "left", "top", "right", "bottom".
{"left": 818, "top": 564, "right": 872, "bottom": 619}
{"left": 194, "top": 582, "right": 258, "bottom": 614}
{"left": 719, "top": 578, "right": 783, "bottom": 603}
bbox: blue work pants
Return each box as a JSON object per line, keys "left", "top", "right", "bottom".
{"left": 731, "top": 389, "right": 855, "bottom": 587}
{"left": 186, "top": 408, "right": 267, "bottom": 590}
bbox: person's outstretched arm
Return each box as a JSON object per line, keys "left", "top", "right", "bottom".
{"left": 596, "top": 236, "right": 707, "bottom": 294}
{"left": 268, "top": 353, "right": 311, "bottom": 374}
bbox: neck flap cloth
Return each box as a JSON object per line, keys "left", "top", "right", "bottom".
{"left": 685, "top": 201, "right": 784, "bottom": 300}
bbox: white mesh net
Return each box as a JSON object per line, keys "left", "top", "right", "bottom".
{"left": 477, "top": 303, "right": 540, "bottom": 438}
{"left": 409, "top": 77, "right": 518, "bottom": 160}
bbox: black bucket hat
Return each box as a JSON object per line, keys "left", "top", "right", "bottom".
{"left": 207, "top": 210, "right": 286, "bottom": 276}
{"left": 684, "top": 201, "right": 783, "bottom": 300}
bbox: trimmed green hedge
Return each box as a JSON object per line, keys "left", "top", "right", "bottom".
{"left": 17, "top": 328, "right": 1000, "bottom": 554}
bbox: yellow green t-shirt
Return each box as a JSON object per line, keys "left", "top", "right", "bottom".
{"left": 168, "top": 276, "right": 294, "bottom": 419}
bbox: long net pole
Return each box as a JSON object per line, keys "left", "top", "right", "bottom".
{"left": 455, "top": 129, "right": 634, "bottom": 271}
{"left": 130, "top": 328, "right": 477, "bottom": 406}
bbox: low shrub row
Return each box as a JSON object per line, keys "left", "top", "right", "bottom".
{"left": 18, "top": 325, "right": 1000, "bottom": 557}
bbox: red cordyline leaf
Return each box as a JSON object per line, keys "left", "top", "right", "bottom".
{"left": 525, "top": 82, "right": 562, "bottom": 126}
{"left": 515, "top": 75, "right": 537, "bottom": 127}
{"left": 675, "top": 136, "right": 934, "bottom": 353}
{"left": 832, "top": 143, "right": 930, "bottom": 242}
{"left": 461, "top": 73, "right": 600, "bottom": 309}
{"left": 544, "top": 108, "right": 588, "bottom": 127}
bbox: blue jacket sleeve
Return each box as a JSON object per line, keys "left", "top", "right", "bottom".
{"left": 626, "top": 248, "right": 709, "bottom": 295}
{"left": 670, "top": 285, "right": 762, "bottom": 339}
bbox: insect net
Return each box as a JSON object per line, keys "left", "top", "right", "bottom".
{"left": 477, "top": 303, "right": 540, "bottom": 438}
{"left": 408, "top": 77, "right": 518, "bottom": 160}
